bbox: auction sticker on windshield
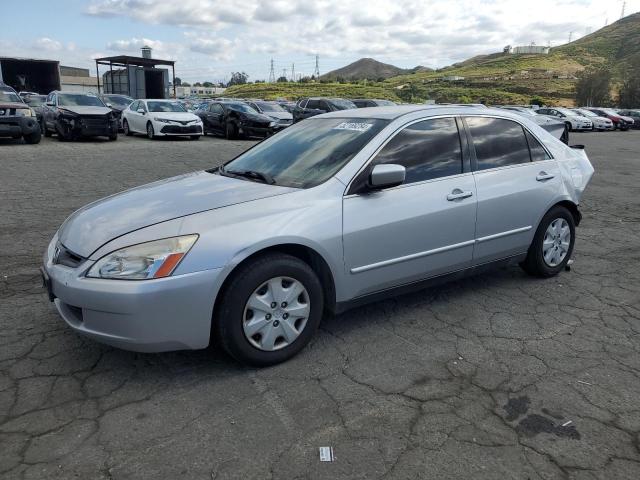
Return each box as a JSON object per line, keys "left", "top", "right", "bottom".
{"left": 333, "top": 122, "right": 374, "bottom": 132}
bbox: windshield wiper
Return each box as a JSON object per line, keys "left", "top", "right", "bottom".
{"left": 219, "top": 166, "right": 276, "bottom": 185}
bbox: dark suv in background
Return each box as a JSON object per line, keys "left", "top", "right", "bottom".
{"left": 0, "top": 83, "right": 41, "bottom": 144}
{"left": 293, "top": 97, "right": 356, "bottom": 122}
{"left": 99, "top": 94, "right": 134, "bottom": 130}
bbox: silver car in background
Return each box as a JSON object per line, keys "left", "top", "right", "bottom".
{"left": 42, "top": 106, "right": 594, "bottom": 365}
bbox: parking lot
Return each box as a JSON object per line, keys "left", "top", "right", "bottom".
{"left": 1, "top": 131, "right": 639, "bottom": 479}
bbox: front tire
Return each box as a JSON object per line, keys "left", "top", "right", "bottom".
{"left": 521, "top": 206, "right": 575, "bottom": 278}
{"left": 23, "top": 129, "right": 41, "bottom": 144}
{"left": 146, "top": 122, "right": 155, "bottom": 140}
{"left": 190, "top": 135, "right": 200, "bottom": 140}
{"left": 213, "top": 253, "right": 324, "bottom": 366}
{"left": 225, "top": 121, "right": 237, "bottom": 140}
{"left": 123, "top": 119, "right": 132, "bottom": 136}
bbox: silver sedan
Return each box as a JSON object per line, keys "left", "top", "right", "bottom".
{"left": 42, "top": 106, "right": 594, "bottom": 365}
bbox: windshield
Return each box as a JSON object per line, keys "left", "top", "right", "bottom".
{"left": 227, "top": 103, "right": 258, "bottom": 114}
{"left": 221, "top": 118, "right": 389, "bottom": 188}
{"left": 147, "top": 101, "right": 186, "bottom": 112}
{"left": 255, "top": 102, "right": 284, "bottom": 112}
{"left": 555, "top": 108, "right": 577, "bottom": 116}
{"left": 0, "top": 90, "right": 22, "bottom": 103}
{"left": 574, "top": 109, "right": 595, "bottom": 117}
{"left": 24, "top": 95, "right": 46, "bottom": 106}
{"left": 329, "top": 99, "right": 357, "bottom": 110}
{"left": 58, "top": 94, "right": 105, "bottom": 107}
{"left": 503, "top": 107, "right": 535, "bottom": 116}
{"left": 105, "top": 95, "right": 134, "bottom": 108}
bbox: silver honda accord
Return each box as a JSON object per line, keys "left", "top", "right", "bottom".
{"left": 42, "top": 105, "right": 594, "bottom": 365}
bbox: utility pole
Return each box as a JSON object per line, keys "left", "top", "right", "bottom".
{"left": 605, "top": 17, "right": 609, "bottom": 26}
{"left": 268, "top": 58, "right": 275, "bottom": 83}
{"left": 313, "top": 54, "right": 320, "bottom": 77}
{"left": 291, "top": 63, "right": 295, "bottom": 82}
{"left": 281, "top": 68, "right": 287, "bottom": 80}
{"left": 621, "top": 1, "right": 626, "bottom": 19}
{"left": 568, "top": 31, "right": 573, "bottom": 43}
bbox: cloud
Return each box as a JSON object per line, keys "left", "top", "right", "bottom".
{"left": 11, "top": 0, "right": 639, "bottom": 81}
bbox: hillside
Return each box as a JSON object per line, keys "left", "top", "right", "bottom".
{"left": 226, "top": 13, "right": 640, "bottom": 105}
{"left": 321, "top": 58, "right": 420, "bottom": 81}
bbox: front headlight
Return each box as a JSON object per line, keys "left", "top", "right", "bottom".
{"left": 269, "top": 121, "right": 276, "bottom": 127}
{"left": 154, "top": 117, "right": 171, "bottom": 123}
{"left": 16, "top": 108, "right": 34, "bottom": 117}
{"left": 86, "top": 235, "right": 198, "bottom": 280}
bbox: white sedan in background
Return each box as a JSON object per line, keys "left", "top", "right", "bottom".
{"left": 122, "top": 99, "right": 203, "bottom": 140}
{"left": 571, "top": 108, "right": 614, "bottom": 131}
{"left": 536, "top": 107, "right": 593, "bottom": 132}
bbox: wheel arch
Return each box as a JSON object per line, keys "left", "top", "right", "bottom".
{"left": 543, "top": 199, "right": 581, "bottom": 227}
{"left": 211, "top": 243, "right": 338, "bottom": 333}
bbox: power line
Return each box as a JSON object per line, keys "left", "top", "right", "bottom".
{"left": 268, "top": 58, "right": 275, "bottom": 83}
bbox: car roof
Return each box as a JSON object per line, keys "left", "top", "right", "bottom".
{"left": 316, "top": 104, "right": 513, "bottom": 120}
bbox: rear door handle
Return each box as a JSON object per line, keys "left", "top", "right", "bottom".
{"left": 447, "top": 189, "right": 474, "bottom": 201}
{"left": 536, "top": 172, "right": 555, "bottom": 181}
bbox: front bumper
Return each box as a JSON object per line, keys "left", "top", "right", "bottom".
{"left": 42, "top": 237, "right": 221, "bottom": 352}
{"left": 0, "top": 115, "right": 40, "bottom": 138}
{"left": 158, "top": 123, "right": 202, "bottom": 135}
{"left": 573, "top": 123, "right": 593, "bottom": 131}
{"left": 239, "top": 124, "right": 274, "bottom": 137}
{"left": 57, "top": 116, "right": 118, "bottom": 138}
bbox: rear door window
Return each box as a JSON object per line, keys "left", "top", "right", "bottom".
{"left": 466, "top": 117, "right": 531, "bottom": 170}
{"left": 525, "top": 130, "right": 551, "bottom": 162}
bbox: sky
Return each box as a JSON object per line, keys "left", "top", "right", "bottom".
{"left": 0, "top": 0, "right": 638, "bottom": 84}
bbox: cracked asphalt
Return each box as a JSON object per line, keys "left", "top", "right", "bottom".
{"left": 1, "top": 130, "right": 639, "bottom": 479}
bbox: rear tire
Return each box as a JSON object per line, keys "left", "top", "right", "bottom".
{"left": 213, "top": 253, "right": 324, "bottom": 366}
{"left": 43, "top": 123, "right": 52, "bottom": 137}
{"left": 521, "top": 205, "right": 575, "bottom": 278}
{"left": 190, "top": 135, "right": 200, "bottom": 140}
{"left": 108, "top": 132, "right": 118, "bottom": 141}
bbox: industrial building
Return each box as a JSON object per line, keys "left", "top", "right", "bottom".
{"left": 96, "top": 46, "right": 176, "bottom": 99}
{"left": 507, "top": 45, "right": 550, "bottom": 55}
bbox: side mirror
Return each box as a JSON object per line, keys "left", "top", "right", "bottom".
{"left": 46, "top": 101, "right": 54, "bottom": 106}
{"left": 368, "top": 164, "right": 406, "bottom": 190}
{"left": 137, "top": 108, "right": 145, "bottom": 114}
{"left": 106, "top": 103, "right": 113, "bottom": 108}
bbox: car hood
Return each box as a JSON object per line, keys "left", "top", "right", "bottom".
{"left": 58, "top": 171, "right": 297, "bottom": 257}
{"left": 59, "top": 106, "right": 112, "bottom": 116}
{"left": 0, "top": 102, "right": 28, "bottom": 109}
{"left": 264, "top": 111, "right": 293, "bottom": 120}
{"left": 149, "top": 111, "right": 200, "bottom": 121}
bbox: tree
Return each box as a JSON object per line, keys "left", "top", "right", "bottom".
{"left": 618, "top": 60, "right": 640, "bottom": 108}
{"left": 181, "top": 82, "right": 191, "bottom": 87}
{"left": 575, "top": 69, "right": 611, "bottom": 107}
{"left": 529, "top": 96, "right": 544, "bottom": 107}
{"left": 227, "top": 72, "right": 249, "bottom": 86}
{"left": 194, "top": 82, "right": 202, "bottom": 87}
{"left": 202, "top": 81, "right": 214, "bottom": 87}
{"left": 174, "top": 77, "right": 182, "bottom": 86}
{"left": 276, "top": 76, "right": 288, "bottom": 83}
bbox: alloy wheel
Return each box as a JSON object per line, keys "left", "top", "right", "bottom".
{"left": 242, "top": 276, "right": 310, "bottom": 351}
{"left": 542, "top": 218, "right": 571, "bottom": 267}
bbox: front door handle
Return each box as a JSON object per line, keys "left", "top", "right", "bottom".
{"left": 447, "top": 189, "right": 474, "bottom": 201}
{"left": 536, "top": 172, "right": 555, "bottom": 181}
